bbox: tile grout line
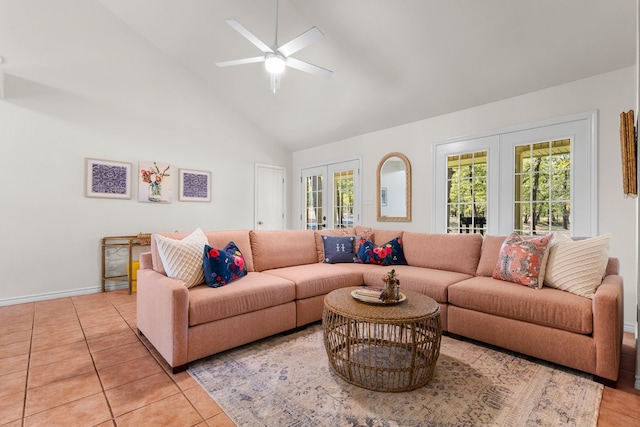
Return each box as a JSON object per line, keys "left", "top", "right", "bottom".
{"left": 71, "top": 296, "right": 117, "bottom": 425}
{"left": 22, "top": 302, "right": 35, "bottom": 427}
{"left": 105, "top": 292, "right": 207, "bottom": 425}
{"left": 106, "top": 292, "right": 213, "bottom": 426}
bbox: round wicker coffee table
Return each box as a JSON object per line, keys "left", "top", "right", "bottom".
{"left": 323, "top": 287, "right": 442, "bottom": 392}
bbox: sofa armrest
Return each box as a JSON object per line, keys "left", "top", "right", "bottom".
{"left": 139, "top": 252, "right": 153, "bottom": 270}
{"left": 592, "top": 273, "right": 624, "bottom": 381}
{"left": 137, "top": 268, "right": 190, "bottom": 368}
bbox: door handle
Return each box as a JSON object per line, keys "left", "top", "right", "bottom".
{"left": 258, "top": 221, "right": 264, "bottom": 225}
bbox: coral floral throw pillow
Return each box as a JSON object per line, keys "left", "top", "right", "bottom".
{"left": 492, "top": 232, "right": 552, "bottom": 289}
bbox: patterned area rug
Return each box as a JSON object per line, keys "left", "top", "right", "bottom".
{"left": 188, "top": 323, "right": 602, "bottom": 427}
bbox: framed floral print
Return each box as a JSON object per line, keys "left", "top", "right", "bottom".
{"left": 179, "top": 169, "right": 211, "bottom": 202}
{"left": 139, "top": 161, "right": 173, "bottom": 203}
{"left": 85, "top": 158, "right": 132, "bottom": 199}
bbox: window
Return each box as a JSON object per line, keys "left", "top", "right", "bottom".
{"left": 447, "top": 151, "right": 488, "bottom": 234}
{"left": 514, "top": 139, "right": 571, "bottom": 235}
{"left": 434, "top": 112, "right": 597, "bottom": 237}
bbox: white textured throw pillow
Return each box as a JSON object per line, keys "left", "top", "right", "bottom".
{"left": 544, "top": 233, "right": 610, "bottom": 298}
{"left": 154, "top": 228, "right": 207, "bottom": 288}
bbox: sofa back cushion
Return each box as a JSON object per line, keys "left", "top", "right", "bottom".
{"left": 476, "top": 235, "right": 508, "bottom": 276}
{"left": 151, "top": 229, "right": 254, "bottom": 275}
{"left": 370, "top": 228, "right": 403, "bottom": 246}
{"left": 250, "top": 229, "right": 318, "bottom": 271}
{"left": 402, "top": 232, "right": 483, "bottom": 275}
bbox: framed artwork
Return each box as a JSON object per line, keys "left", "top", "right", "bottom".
{"left": 85, "top": 158, "right": 132, "bottom": 199}
{"left": 179, "top": 169, "right": 212, "bottom": 202}
{"left": 381, "top": 187, "right": 388, "bottom": 206}
{"left": 139, "top": 161, "right": 173, "bottom": 203}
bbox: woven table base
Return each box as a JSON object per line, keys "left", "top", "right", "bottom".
{"left": 323, "top": 287, "right": 442, "bottom": 392}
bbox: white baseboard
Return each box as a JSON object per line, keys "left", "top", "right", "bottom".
{"left": 0, "top": 283, "right": 129, "bottom": 306}
{"left": 624, "top": 322, "right": 637, "bottom": 334}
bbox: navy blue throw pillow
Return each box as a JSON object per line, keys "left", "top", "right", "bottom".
{"left": 322, "top": 235, "right": 357, "bottom": 263}
{"left": 357, "top": 237, "right": 408, "bottom": 266}
{"left": 202, "top": 241, "right": 247, "bottom": 287}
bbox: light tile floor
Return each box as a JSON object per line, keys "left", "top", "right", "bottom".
{"left": 0, "top": 290, "right": 234, "bottom": 426}
{"left": 0, "top": 289, "right": 638, "bottom": 426}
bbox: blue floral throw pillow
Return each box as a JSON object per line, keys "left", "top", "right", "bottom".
{"left": 357, "top": 237, "right": 408, "bottom": 266}
{"left": 322, "top": 235, "right": 357, "bottom": 263}
{"left": 202, "top": 241, "right": 247, "bottom": 287}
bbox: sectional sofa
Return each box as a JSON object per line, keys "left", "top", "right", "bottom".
{"left": 136, "top": 226, "right": 623, "bottom": 386}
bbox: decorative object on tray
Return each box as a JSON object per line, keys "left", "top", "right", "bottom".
{"left": 351, "top": 289, "right": 406, "bottom": 304}
{"left": 382, "top": 268, "right": 400, "bottom": 302}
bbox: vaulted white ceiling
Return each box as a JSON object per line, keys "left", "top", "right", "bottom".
{"left": 18, "top": 1, "right": 640, "bottom": 151}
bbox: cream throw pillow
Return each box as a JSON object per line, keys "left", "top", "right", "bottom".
{"left": 544, "top": 233, "right": 610, "bottom": 298}
{"left": 154, "top": 228, "right": 207, "bottom": 288}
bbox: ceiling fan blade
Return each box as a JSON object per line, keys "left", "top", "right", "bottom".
{"left": 216, "top": 56, "right": 265, "bottom": 67}
{"left": 226, "top": 19, "right": 273, "bottom": 54}
{"left": 286, "top": 57, "right": 333, "bottom": 79}
{"left": 277, "top": 27, "right": 324, "bottom": 57}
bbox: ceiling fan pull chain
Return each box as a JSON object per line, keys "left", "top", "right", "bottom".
{"left": 274, "top": 0, "right": 279, "bottom": 47}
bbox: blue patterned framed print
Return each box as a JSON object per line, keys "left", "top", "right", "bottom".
{"left": 179, "top": 168, "right": 211, "bottom": 202}
{"left": 85, "top": 158, "right": 132, "bottom": 199}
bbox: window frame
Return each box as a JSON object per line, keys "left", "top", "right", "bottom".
{"left": 433, "top": 111, "right": 598, "bottom": 237}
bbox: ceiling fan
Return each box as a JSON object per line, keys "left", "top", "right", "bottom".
{"left": 216, "top": 0, "right": 333, "bottom": 93}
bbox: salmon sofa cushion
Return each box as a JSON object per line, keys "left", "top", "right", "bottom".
{"left": 402, "top": 232, "right": 482, "bottom": 276}
{"left": 448, "top": 276, "right": 593, "bottom": 334}
{"left": 187, "top": 272, "right": 295, "bottom": 326}
{"left": 250, "top": 230, "right": 318, "bottom": 271}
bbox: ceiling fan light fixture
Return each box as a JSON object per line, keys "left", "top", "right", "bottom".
{"left": 265, "top": 53, "right": 286, "bottom": 74}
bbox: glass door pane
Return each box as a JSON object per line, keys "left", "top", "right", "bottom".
{"left": 302, "top": 166, "right": 326, "bottom": 230}
{"left": 446, "top": 151, "right": 488, "bottom": 234}
{"left": 329, "top": 160, "right": 359, "bottom": 229}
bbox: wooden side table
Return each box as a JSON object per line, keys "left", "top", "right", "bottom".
{"left": 100, "top": 235, "right": 150, "bottom": 294}
{"left": 323, "top": 287, "right": 442, "bottom": 392}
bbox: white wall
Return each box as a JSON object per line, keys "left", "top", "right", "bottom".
{"left": 292, "top": 67, "right": 638, "bottom": 329}
{"left": 0, "top": 1, "right": 290, "bottom": 303}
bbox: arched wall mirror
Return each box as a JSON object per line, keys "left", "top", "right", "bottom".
{"left": 377, "top": 152, "right": 412, "bottom": 222}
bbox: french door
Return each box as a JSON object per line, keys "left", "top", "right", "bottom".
{"left": 301, "top": 160, "right": 360, "bottom": 230}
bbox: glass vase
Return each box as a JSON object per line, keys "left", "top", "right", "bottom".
{"left": 148, "top": 183, "right": 162, "bottom": 202}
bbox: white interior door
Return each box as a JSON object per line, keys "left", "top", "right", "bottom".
{"left": 255, "top": 163, "right": 285, "bottom": 230}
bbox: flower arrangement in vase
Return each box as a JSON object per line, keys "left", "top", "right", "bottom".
{"left": 141, "top": 162, "right": 170, "bottom": 202}
{"left": 382, "top": 269, "right": 400, "bottom": 302}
